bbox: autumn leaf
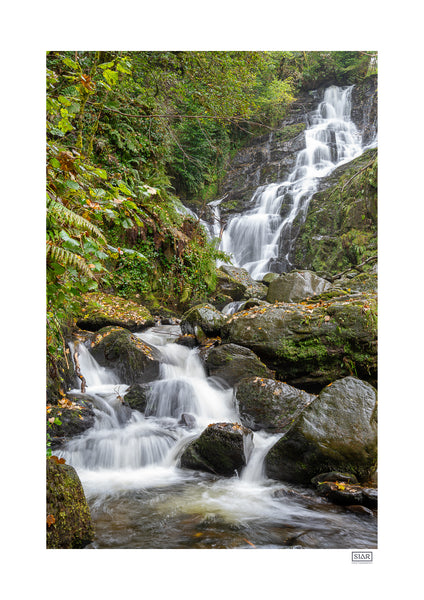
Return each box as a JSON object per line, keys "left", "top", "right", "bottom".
{"left": 50, "top": 455, "right": 66, "bottom": 464}
{"left": 46, "top": 514, "right": 56, "bottom": 527}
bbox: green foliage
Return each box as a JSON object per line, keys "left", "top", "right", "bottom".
{"left": 276, "top": 51, "right": 377, "bottom": 90}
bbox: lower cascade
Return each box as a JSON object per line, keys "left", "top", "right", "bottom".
{"left": 59, "top": 324, "right": 377, "bottom": 549}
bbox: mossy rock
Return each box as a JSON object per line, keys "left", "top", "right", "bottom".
{"left": 236, "top": 376, "right": 315, "bottom": 432}
{"left": 293, "top": 148, "right": 377, "bottom": 274}
{"left": 90, "top": 326, "right": 161, "bottom": 385}
{"left": 76, "top": 292, "right": 154, "bottom": 332}
{"left": 205, "top": 344, "right": 274, "bottom": 387}
{"left": 180, "top": 304, "right": 228, "bottom": 339}
{"left": 123, "top": 383, "right": 151, "bottom": 412}
{"left": 180, "top": 422, "right": 253, "bottom": 476}
{"left": 223, "top": 291, "right": 377, "bottom": 391}
{"left": 219, "top": 265, "right": 268, "bottom": 300}
{"left": 266, "top": 270, "right": 331, "bottom": 303}
{"left": 214, "top": 270, "right": 246, "bottom": 301}
{"left": 46, "top": 458, "right": 94, "bottom": 549}
{"left": 46, "top": 400, "right": 95, "bottom": 449}
{"left": 265, "top": 376, "right": 377, "bottom": 484}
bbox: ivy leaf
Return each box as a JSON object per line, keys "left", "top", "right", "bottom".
{"left": 103, "top": 69, "right": 119, "bottom": 87}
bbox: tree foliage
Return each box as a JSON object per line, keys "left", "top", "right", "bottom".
{"left": 46, "top": 50, "right": 376, "bottom": 403}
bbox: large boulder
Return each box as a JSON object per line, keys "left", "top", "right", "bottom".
{"left": 76, "top": 292, "right": 154, "bottom": 332}
{"left": 214, "top": 270, "right": 246, "bottom": 302}
{"left": 222, "top": 290, "right": 377, "bottom": 390}
{"left": 180, "top": 304, "right": 227, "bottom": 341}
{"left": 205, "top": 344, "right": 274, "bottom": 387}
{"left": 46, "top": 458, "right": 94, "bottom": 548}
{"left": 236, "top": 376, "right": 315, "bottom": 432}
{"left": 219, "top": 265, "right": 268, "bottom": 300}
{"left": 180, "top": 422, "right": 253, "bottom": 476}
{"left": 266, "top": 270, "right": 331, "bottom": 303}
{"left": 90, "top": 326, "right": 161, "bottom": 385}
{"left": 264, "top": 377, "right": 377, "bottom": 484}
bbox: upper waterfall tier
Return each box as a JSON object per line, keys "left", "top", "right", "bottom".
{"left": 216, "top": 85, "right": 373, "bottom": 279}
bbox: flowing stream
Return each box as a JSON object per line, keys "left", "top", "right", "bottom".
{"left": 217, "top": 85, "right": 365, "bottom": 279}
{"left": 60, "top": 325, "right": 377, "bottom": 549}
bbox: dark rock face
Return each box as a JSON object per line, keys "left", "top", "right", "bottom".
{"left": 264, "top": 376, "right": 377, "bottom": 484}
{"left": 266, "top": 270, "right": 331, "bottom": 303}
{"left": 46, "top": 458, "right": 94, "bottom": 548}
{"left": 90, "top": 326, "right": 161, "bottom": 385}
{"left": 236, "top": 377, "right": 315, "bottom": 432}
{"left": 180, "top": 422, "right": 253, "bottom": 476}
{"left": 351, "top": 75, "right": 378, "bottom": 147}
{"left": 217, "top": 117, "right": 310, "bottom": 221}
{"left": 205, "top": 344, "right": 274, "bottom": 387}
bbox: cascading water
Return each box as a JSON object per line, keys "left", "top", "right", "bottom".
{"left": 59, "top": 324, "right": 377, "bottom": 549}
{"left": 218, "top": 85, "right": 364, "bottom": 279}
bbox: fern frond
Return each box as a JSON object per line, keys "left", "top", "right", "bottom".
{"left": 46, "top": 242, "right": 94, "bottom": 278}
{"left": 180, "top": 283, "right": 192, "bottom": 304}
{"left": 47, "top": 199, "right": 106, "bottom": 243}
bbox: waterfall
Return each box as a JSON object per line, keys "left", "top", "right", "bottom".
{"left": 61, "top": 326, "right": 239, "bottom": 484}
{"left": 219, "top": 85, "right": 364, "bottom": 279}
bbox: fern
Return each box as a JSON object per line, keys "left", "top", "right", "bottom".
{"left": 180, "top": 283, "right": 192, "bottom": 305}
{"left": 46, "top": 242, "right": 94, "bottom": 277}
{"left": 47, "top": 197, "right": 106, "bottom": 243}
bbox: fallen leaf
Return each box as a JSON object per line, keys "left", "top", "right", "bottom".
{"left": 46, "top": 514, "right": 56, "bottom": 527}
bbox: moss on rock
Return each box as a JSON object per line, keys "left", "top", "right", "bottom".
{"left": 76, "top": 292, "right": 154, "bottom": 332}
{"left": 46, "top": 458, "right": 94, "bottom": 549}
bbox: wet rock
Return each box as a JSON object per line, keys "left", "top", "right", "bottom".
{"left": 180, "top": 422, "right": 253, "bottom": 476}
{"left": 178, "top": 413, "right": 197, "bottom": 429}
{"left": 222, "top": 292, "right": 377, "bottom": 390}
{"left": 265, "top": 376, "right": 377, "bottom": 484}
{"left": 47, "top": 400, "right": 95, "bottom": 449}
{"left": 205, "top": 344, "right": 274, "bottom": 387}
{"left": 46, "top": 458, "right": 94, "bottom": 548}
{"left": 214, "top": 271, "right": 246, "bottom": 301}
{"left": 236, "top": 377, "right": 314, "bottom": 433}
{"left": 219, "top": 265, "right": 268, "bottom": 300}
{"left": 362, "top": 488, "right": 378, "bottom": 509}
{"left": 266, "top": 270, "right": 331, "bottom": 303}
{"left": 311, "top": 471, "right": 358, "bottom": 486}
{"left": 315, "top": 482, "right": 364, "bottom": 505}
{"left": 176, "top": 333, "right": 198, "bottom": 348}
{"left": 76, "top": 292, "right": 154, "bottom": 331}
{"left": 124, "top": 383, "right": 151, "bottom": 412}
{"left": 262, "top": 272, "right": 280, "bottom": 286}
{"left": 90, "top": 326, "right": 161, "bottom": 385}
{"left": 180, "top": 304, "right": 227, "bottom": 340}
{"left": 345, "top": 505, "right": 374, "bottom": 517}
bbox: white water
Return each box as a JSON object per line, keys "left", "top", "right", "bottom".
{"left": 218, "top": 85, "right": 364, "bottom": 279}
{"left": 61, "top": 327, "right": 243, "bottom": 490}
{"left": 59, "top": 326, "right": 377, "bottom": 548}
